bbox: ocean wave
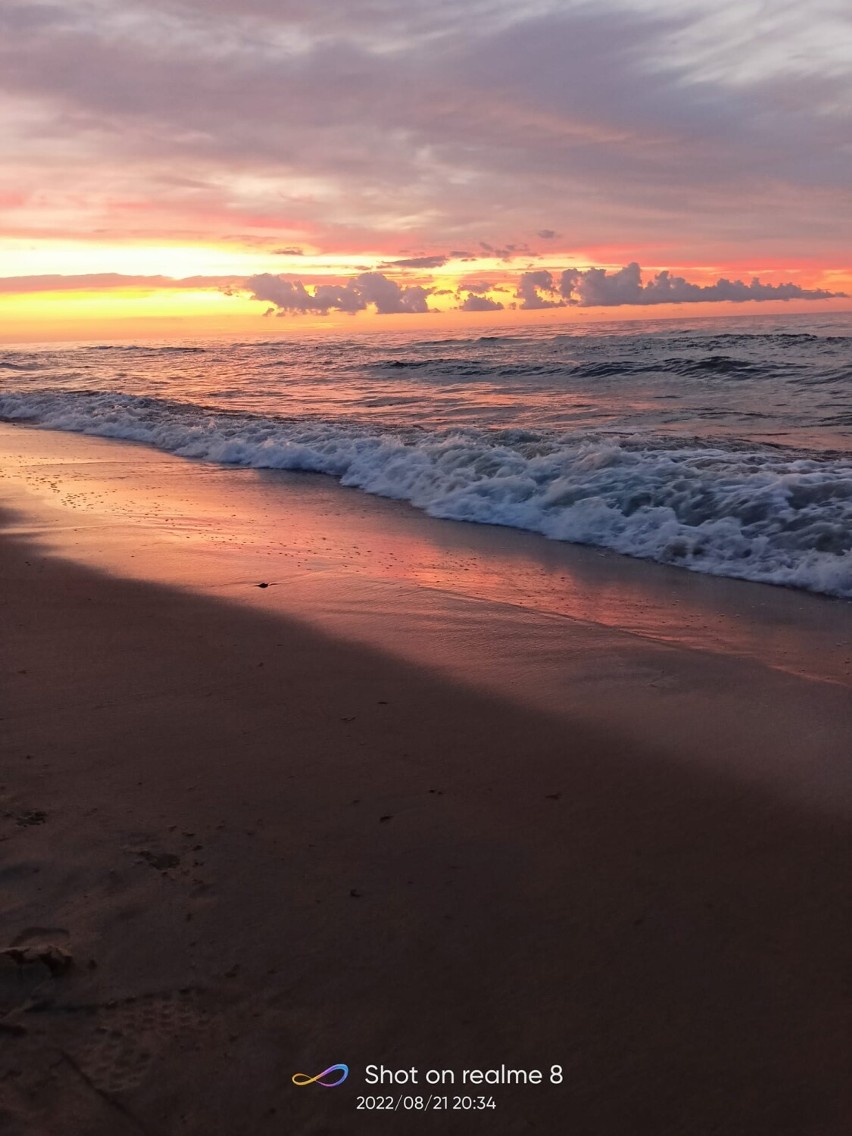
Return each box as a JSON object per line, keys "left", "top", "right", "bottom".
{"left": 370, "top": 355, "right": 783, "bottom": 382}
{"left": 372, "top": 358, "right": 576, "bottom": 379}
{"left": 82, "top": 345, "right": 208, "bottom": 355}
{"left": 1, "top": 389, "right": 851, "bottom": 598}
{"left": 658, "top": 355, "right": 769, "bottom": 377}
{"left": 625, "top": 331, "right": 848, "bottom": 348}
{"left": 0, "top": 360, "right": 46, "bottom": 371}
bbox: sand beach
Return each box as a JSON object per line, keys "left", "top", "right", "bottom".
{"left": 1, "top": 424, "right": 850, "bottom": 1134}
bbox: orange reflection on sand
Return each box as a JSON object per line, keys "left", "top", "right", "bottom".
{"left": 2, "top": 424, "right": 849, "bottom": 692}
{"left": 257, "top": 468, "right": 851, "bottom": 690}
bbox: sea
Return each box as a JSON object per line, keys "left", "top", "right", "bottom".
{"left": 1, "top": 311, "right": 850, "bottom": 599}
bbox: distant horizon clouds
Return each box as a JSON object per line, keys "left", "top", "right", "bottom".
{"left": 247, "top": 272, "right": 432, "bottom": 315}
{"left": 562, "top": 264, "right": 845, "bottom": 306}
{"left": 522, "top": 264, "right": 846, "bottom": 310}
{"left": 249, "top": 263, "right": 845, "bottom": 316}
{"left": 0, "top": 264, "right": 844, "bottom": 315}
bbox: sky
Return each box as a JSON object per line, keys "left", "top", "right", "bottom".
{"left": 1, "top": 0, "right": 850, "bottom": 340}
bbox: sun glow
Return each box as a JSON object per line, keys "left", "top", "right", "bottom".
{"left": 0, "top": 238, "right": 285, "bottom": 280}
{"left": 0, "top": 237, "right": 849, "bottom": 343}
{"left": 0, "top": 286, "right": 262, "bottom": 343}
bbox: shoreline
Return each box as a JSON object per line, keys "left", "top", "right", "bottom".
{"left": 2, "top": 422, "right": 849, "bottom": 677}
{"left": 2, "top": 378, "right": 851, "bottom": 601}
{"left": 2, "top": 422, "right": 850, "bottom": 811}
{"left": 1, "top": 426, "right": 851, "bottom": 1133}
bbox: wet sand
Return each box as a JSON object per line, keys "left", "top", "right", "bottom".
{"left": 1, "top": 426, "right": 851, "bottom": 1135}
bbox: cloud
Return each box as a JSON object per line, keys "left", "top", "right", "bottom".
{"left": 459, "top": 293, "right": 504, "bottom": 311}
{"left": 2, "top": 0, "right": 850, "bottom": 274}
{"left": 516, "top": 269, "right": 563, "bottom": 309}
{"left": 246, "top": 271, "right": 431, "bottom": 315}
{"left": 380, "top": 254, "right": 448, "bottom": 269}
{"left": 537, "top": 229, "right": 560, "bottom": 240}
{"left": 272, "top": 246, "right": 304, "bottom": 256}
{"left": 355, "top": 272, "right": 431, "bottom": 313}
{"left": 0, "top": 272, "right": 240, "bottom": 294}
{"left": 558, "top": 262, "right": 846, "bottom": 306}
{"left": 479, "top": 241, "right": 530, "bottom": 261}
{"left": 457, "top": 279, "right": 494, "bottom": 293}
{"left": 1, "top": 265, "right": 842, "bottom": 317}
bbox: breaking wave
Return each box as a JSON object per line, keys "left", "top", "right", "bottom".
{"left": 2, "top": 388, "right": 851, "bottom": 598}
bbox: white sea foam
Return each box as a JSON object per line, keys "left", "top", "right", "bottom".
{"left": 2, "top": 389, "right": 851, "bottom": 598}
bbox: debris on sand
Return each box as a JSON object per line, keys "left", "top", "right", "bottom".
{"left": 0, "top": 942, "right": 73, "bottom": 976}
{"left": 137, "top": 849, "right": 181, "bottom": 871}
{"left": 15, "top": 810, "right": 47, "bottom": 827}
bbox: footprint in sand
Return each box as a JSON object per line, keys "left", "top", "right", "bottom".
{"left": 52, "top": 988, "right": 220, "bottom": 1096}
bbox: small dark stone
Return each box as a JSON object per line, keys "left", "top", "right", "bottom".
{"left": 138, "top": 850, "right": 180, "bottom": 871}
{"left": 16, "top": 810, "right": 47, "bottom": 827}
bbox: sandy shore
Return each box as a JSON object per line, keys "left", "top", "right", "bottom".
{"left": 1, "top": 428, "right": 851, "bottom": 1134}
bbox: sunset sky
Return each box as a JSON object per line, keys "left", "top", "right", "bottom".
{"left": 1, "top": 0, "right": 850, "bottom": 340}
